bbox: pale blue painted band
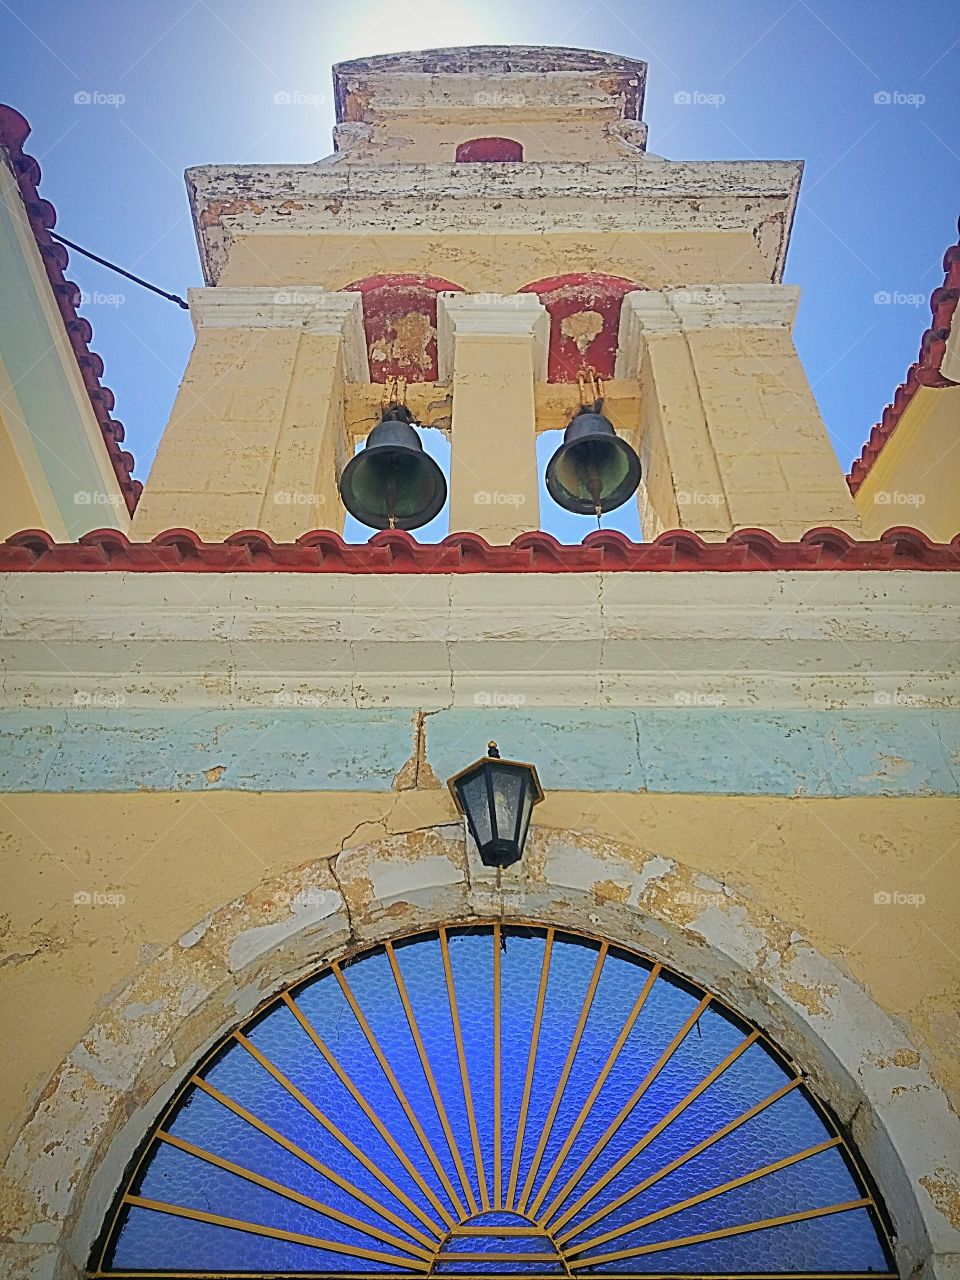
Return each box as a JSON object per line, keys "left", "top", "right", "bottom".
{"left": 1, "top": 709, "right": 958, "bottom": 796}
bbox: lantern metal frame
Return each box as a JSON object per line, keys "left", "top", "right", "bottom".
{"left": 447, "top": 741, "right": 544, "bottom": 869}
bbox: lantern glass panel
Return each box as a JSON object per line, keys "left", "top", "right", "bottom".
{"left": 516, "top": 781, "right": 536, "bottom": 850}
{"left": 490, "top": 762, "right": 525, "bottom": 842}
{"left": 458, "top": 770, "right": 493, "bottom": 846}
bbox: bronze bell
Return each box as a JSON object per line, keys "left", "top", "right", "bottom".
{"left": 545, "top": 402, "right": 642, "bottom": 515}
{"left": 338, "top": 404, "right": 447, "bottom": 531}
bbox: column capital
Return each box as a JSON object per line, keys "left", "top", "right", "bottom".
{"left": 187, "top": 286, "right": 369, "bottom": 381}
{"left": 437, "top": 292, "right": 549, "bottom": 381}
{"left": 615, "top": 285, "right": 799, "bottom": 374}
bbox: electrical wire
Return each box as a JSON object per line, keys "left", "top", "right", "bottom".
{"left": 48, "top": 230, "right": 189, "bottom": 309}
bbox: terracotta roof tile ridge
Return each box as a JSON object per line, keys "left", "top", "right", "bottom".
{"left": 0, "top": 104, "right": 141, "bottom": 512}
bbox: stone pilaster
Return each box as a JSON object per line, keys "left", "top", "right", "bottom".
{"left": 133, "top": 288, "right": 368, "bottom": 541}
{"left": 617, "top": 285, "right": 862, "bottom": 539}
{"left": 438, "top": 292, "right": 548, "bottom": 542}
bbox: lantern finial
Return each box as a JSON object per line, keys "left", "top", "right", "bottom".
{"left": 488, "top": 741, "right": 500, "bottom": 757}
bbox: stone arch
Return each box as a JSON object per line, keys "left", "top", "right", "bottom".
{"left": 340, "top": 274, "right": 466, "bottom": 383}
{"left": 518, "top": 273, "right": 646, "bottom": 380}
{"left": 4, "top": 823, "right": 958, "bottom": 1280}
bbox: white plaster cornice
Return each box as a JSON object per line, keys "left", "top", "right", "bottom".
{"left": 188, "top": 286, "right": 369, "bottom": 381}
{"left": 187, "top": 159, "right": 802, "bottom": 287}
{"left": 615, "top": 285, "right": 800, "bottom": 375}
{"left": 2, "top": 570, "right": 958, "bottom": 712}
{"left": 669, "top": 283, "right": 799, "bottom": 331}
{"left": 436, "top": 292, "right": 549, "bottom": 381}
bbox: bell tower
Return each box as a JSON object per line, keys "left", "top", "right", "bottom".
{"left": 132, "top": 45, "right": 862, "bottom": 541}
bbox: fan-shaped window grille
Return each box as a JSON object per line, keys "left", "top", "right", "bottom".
{"left": 95, "top": 925, "right": 893, "bottom": 1278}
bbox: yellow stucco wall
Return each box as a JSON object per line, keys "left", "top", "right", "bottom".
{"left": 216, "top": 231, "right": 775, "bottom": 293}
{"left": 2, "top": 789, "right": 956, "bottom": 1163}
{"left": 338, "top": 118, "right": 640, "bottom": 165}
{"left": 855, "top": 385, "right": 960, "bottom": 540}
{"left": 0, "top": 407, "right": 46, "bottom": 537}
{"left": 132, "top": 326, "right": 348, "bottom": 542}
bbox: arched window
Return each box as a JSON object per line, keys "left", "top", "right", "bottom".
{"left": 94, "top": 925, "right": 893, "bottom": 1277}
{"left": 455, "top": 137, "right": 524, "bottom": 163}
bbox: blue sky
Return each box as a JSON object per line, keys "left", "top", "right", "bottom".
{"left": 2, "top": 0, "right": 957, "bottom": 542}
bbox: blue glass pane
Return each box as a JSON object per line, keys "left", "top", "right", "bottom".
{"left": 103, "top": 925, "right": 891, "bottom": 1275}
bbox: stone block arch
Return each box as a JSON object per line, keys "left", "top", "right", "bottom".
{"left": 3, "top": 824, "right": 958, "bottom": 1280}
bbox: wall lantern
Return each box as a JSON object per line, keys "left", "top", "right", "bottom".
{"left": 546, "top": 370, "right": 641, "bottom": 517}
{"left": 447, "top": 741, "right": 544, "bottom": 869}
{"left": 339, "top": 381, "right": 447, "bottom": 530}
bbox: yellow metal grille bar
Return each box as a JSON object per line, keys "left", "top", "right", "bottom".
{"left": 154, "top": 1130, "right": 434, "bottom": 1261}
{"left": 556, "top": 1075, "right": 804, "bottom": 1246}
{"left": 517, "top": 943, "right": 608, "bottom": 1214}
{"left": 234, "top": 1033, "right": 438, "bottom": 1237}
{"left": 191, "top": 1076, "right": 437, "bottom": 1245}
{"left": 565, "top": 1136, "right": 842, "bottom": 1256}
{"left": 386, "top": 941, "right": 477, "bottom": 1217}
{"left": 281, "top": 991, "right": 453, "bottom": 1231}
{"left": 333, "top": 961, "right": 460, "bottom": 1227}
{"left": 121, "top": 1195, "right": 431, "bottom": 1271}
{"left": 493, "top": 922, "right": 503, "bottom": 1210}
{"left": 528, "top": 961, "right": 661, "bottom": 1220}
{"left": 565, "top": 1198, "right": 873, "bottom": 1268}
{"left": 440, "top": 928, "right": 490, "bottom": 1210}
{"left": 550, "top": 1029, "right": 758, "bottom": 1234}
{"left": 506, "top": 928, "right": 555, "bottom": 1209}
{"left": 542, "top": 993, "right": 711, "bottom": 1228}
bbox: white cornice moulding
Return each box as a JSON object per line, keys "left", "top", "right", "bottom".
{"left": 615, "top": 285, "right": 800, "bottom": 375}
{"left": 188, "top": 287, "right": 370, "bottom": 381}
{"left": 436, "top": 292, "right": 549, "bottom": 381}
{"left": 2, "top": 571, "right": 958, "bottom": 712}
{"left": 669, "top": 284, "right": 799, "bottom": 331}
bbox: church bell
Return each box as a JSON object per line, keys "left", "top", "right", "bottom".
{"left": 338, "top": 403, "right": 447, "bottom": 531}
{"left": 545, "top": 401, "right": 642, "bottom": 516}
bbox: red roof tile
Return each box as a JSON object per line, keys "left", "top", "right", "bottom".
{"left": 0, "top": 105, "right": 141, "bottom": 513}
{"left": 848, "top": 219, "right": 960, "bottom": 494}
{"left": 2, "top": 526, "right": 957, "bottom": 573}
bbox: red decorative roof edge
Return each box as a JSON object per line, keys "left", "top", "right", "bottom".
{"left": 0, "top": 105, "right": 141, "bottom": 513}
{"left": 3, "top": 527, "right": 959, "bottom": 573}
{"left": 847, "top": 218, "right": 960, "bottom": 495}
